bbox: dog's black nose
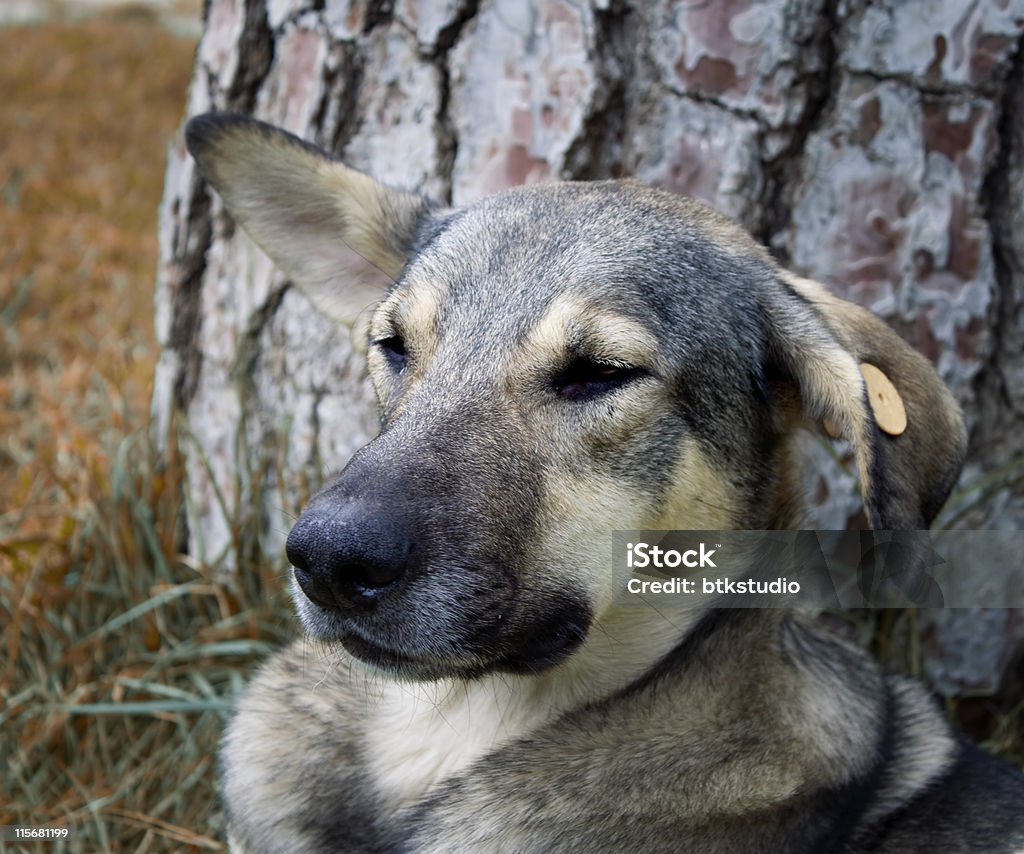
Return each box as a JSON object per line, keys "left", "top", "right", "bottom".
{"left": 285, "top": 503, "right": 411, "bottom": 612}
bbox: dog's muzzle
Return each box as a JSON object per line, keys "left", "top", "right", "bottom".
{"left": 280, "top": 415, "right": 591, "bottom": 677}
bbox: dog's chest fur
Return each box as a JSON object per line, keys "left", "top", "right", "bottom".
{"left": 364, "top": 677, "right": 554, "bottom": 810}
{"left": 366, "top": 605, "right": 700, "bottom": 810}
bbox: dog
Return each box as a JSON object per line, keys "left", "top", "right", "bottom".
{"left": 185, "top": 113, "right": 1024, "bottom": 853}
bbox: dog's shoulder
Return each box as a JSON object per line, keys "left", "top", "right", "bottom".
{"left": 219, "top": 640, "right": 399, "bottom": 853}
{"left": 861, "top": 735, "right": 1024, "bottom": 853}
{"left": 791, "top": 632, "right": 1024, "bottom": 853}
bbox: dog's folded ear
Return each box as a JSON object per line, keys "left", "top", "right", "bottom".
{"left": 184, "top": 112, "right": 436, "bottom": 328}
{"left": 768, "top": 272, "right": 967, "bottom": 530}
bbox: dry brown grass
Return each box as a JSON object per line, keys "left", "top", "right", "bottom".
{"left": 0, "top": 15, "right": 185, "bottom": 584}
{"left": 0, "top": 15, "right": 292, "bottom": 853}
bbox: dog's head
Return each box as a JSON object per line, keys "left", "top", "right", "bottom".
{"left": 186, "top": 115, "right": 966, "bottom": 680}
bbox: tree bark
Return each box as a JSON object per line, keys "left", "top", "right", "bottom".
{"left": 155, "top": 0, "right": 1024, "bottom": 695}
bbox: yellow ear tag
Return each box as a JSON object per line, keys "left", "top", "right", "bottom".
{"left": 860, "top": 363, "right": 907, "bottom": 436}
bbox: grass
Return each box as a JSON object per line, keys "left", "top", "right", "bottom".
{"left": 0, "top": 13, "right": 296, "bottom": 852}
{"left": 0, "top": 9, "right": 1020, "bottom": 853}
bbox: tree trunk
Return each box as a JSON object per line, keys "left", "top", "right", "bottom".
{"left": 155, "top": 0, "right": 1024, "bottom": 696}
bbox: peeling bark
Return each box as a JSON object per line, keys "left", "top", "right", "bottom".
{"left": 156, "top": 0, "right": 1024, "bottom": 692}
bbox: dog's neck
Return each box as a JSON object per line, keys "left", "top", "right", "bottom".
{"left": 360, "top": 605, "right": 715, "bottom": 813}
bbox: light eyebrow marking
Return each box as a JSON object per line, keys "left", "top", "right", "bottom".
{"left": 366, "top": 279, "right": 450, "bottom": 417}
{"left": 370, "top": 297, "right": 400, "bottom": 340}
{"left": 369, "top": 279, "right": 448, "bottom": 353}
{"left": 519, "top": 293, "right": 664, "bottom": 375}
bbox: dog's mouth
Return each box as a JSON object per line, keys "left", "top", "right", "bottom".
{"left": 330, "top": 620, "right": 489, "bottom": 680}
{"left": 293, "top": 564, "right": 594, "bottom": 680}
{"left": 339, "top": 630, "right": 435, "bottom": 673}
{"left": 492, "top": 611, "right": 590, "bottom": 674}
{"left": 332, "top": 605, "right": 592, "bottom": 680}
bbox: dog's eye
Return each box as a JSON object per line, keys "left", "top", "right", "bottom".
{"left": 375, "top": 335, "right": 407, "bottom": 370}
{"left": 553, "top": 357, "right": 645, "bottom": 401}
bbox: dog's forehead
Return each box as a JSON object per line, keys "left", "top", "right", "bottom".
{"left": 417, "top": 180, "right": 762, "bottom": 295}
{"left": 389, "top": 181, "right": 775, "bottom": 361}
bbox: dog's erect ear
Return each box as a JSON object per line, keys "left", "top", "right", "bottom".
{"left": 185, "top": 113, "right": 435, "bottom": 327}
{"left": 769, "top": 272, "right": 966, "bottom": 530}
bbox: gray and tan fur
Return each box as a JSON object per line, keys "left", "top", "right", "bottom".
{"left": 186, "top": 113, "right": 1024, "bottom": 853}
